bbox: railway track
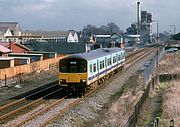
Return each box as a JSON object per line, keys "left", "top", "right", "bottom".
{"left": 125, "top": 47, "right": 155, "bottom": 67}
{"left": 0, "top": 82, "right": 63, "bottom": 124}
{"left": 1, "top": 47, "right": 156, "bottom": 127}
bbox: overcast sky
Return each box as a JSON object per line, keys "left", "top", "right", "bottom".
{"left": 0, "top": 0, "right": 179, "bottom": 33}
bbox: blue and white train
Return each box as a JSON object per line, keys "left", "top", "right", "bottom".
{"left": 59, "top": 47, "right": 125, "bottom": 93}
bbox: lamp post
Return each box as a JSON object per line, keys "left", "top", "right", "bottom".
{"left": 170, "top": 25, "right": 176, "bottom": 59}
{"left": 170, "top": 25, "right": 176, "bottom": 35}
{"left": 152, "top": 20, "right": 159, "bottom": 66}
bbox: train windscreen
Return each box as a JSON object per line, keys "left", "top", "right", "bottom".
{"left": 59, "top": 58, "right": 87, "bottom": 73}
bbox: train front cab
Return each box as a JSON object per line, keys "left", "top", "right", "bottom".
{"left": 59, "top": 57, "right": 88, "bottom": 93}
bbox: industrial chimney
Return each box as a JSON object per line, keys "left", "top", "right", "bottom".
{"left": 137, "top": 1, "right": 140, "bottom": 35}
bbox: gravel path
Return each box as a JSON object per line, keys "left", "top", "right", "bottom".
{"left": 45, "top": 51, "right": 156, "bottom": 127}
{"left": 24, "top": 98, "right": 78, "bottom": 127}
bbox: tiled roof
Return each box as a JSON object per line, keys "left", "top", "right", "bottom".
{"left": 0, "top": 42, "right": 9, "bottom": 47}
{"left": 0, "top": 45, "right": 11, "bottom": 53}
{"left": 0, "top": 27, "right": 9, "bottom": 33}
{"left": 69, "top": 30, "right": 76, "bottom": 36}
{"left": 0, "top": 22, "right": 18, "bottom": 31}
{"left": 23, "top": 31, "right": 69, "bottom": 38}
{"left": 15, "top": 43, "right": 30, "bottom": 51}
{"left": 0, "top": 42, "right": 30, "bottom": 51}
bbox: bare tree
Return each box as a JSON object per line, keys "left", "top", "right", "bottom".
{"left": 106, "top": 22, "right": 121, "bottom": 34}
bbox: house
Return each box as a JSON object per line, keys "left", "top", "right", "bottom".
{"left": 0, "top": 27, "right": 12, "bottom": 41}
{"left": 0, "top": 22, "right": 22, "bottom": 36}
{"left": 93, "top": 33, "right": 123, "bottom": 48}
{"left": 22, "top": 30, "right": 79, "bottom": 43}
{"left": 0, "top": 22, "right": 22, "bottom": 42}
{"left": 0, "top": 57, "right": 14, "bottom": 69}
{"left": 124, "top": 35, "right": 140, "bottom": 47}
{"left": 0, "top": 45, "right": 11, "bottom": 56}
{"left": 67, "top": 30, "right": 79, "bottom": 42}
{"left": 0, "top": 42, "right": 30, "bottom": 53}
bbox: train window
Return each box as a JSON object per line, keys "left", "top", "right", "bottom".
{"left": 69, "top": 65, "right": 77, "bottom": 73}
{"left": 118, "top": 55, "right": 121, "bottom": 61}
{"left": 60, "top": 64, "right": 67, "bottom": 72}
{"left": 90, "top": 64, "right": 92, "bottom": 73}
{"left": 79, "top": 61, "right": 87, "bottom": 73}
{"left": 122, "top": 52, "right": 124, "bottom": 59}
{"left": 59, "top": 59, "right": 87, "bottom": 73}
{"left": 102, "top": 60, "right": 105, "bottom": 68}
{"left": 100, "top": 60, "right": 105, "bottom": 70}
{"left": 93, "top": 63, "right": 96, "bottom": 72}
{"left": 100, "top": 62, "right": 102, "bottom": 69}
{"left": 113, "top": 56, "right": 116, "bottom": 63}
{"left": 107, "top": 58, "right": 111, "bottom": 66}
{"left": 59, "top": 60, "right": 67, "bottom": 72}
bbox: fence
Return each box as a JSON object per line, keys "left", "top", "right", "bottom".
{"left": 0, "top": 55, "right": 67, "bottom": 81}
{"left": 124, "top": 46, "right": 165, "bottom": 127}
{"left": 125, "top": 79, "right": 152, "bottom": 127}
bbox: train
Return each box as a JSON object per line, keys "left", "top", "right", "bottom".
{"left": 58, "top": 47, "right": 125, "bottom": 94}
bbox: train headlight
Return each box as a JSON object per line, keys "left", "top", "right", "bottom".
{"left": 80, "top": 79, "right": 86, "bottom": 83}
{"left": 60, "top": 79, "right": 66, "bottom": 83}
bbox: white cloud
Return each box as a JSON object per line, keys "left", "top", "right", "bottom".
{"left": 42, "top": 0, "right": 58, "bottom": 3}
{"left": 0, "top": 0, "right": 180, "bottom": 32}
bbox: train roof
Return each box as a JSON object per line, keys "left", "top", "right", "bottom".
{"left": 66, "top": 47, "right": 124, "bottom": 61}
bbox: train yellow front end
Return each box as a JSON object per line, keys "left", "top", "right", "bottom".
{"left": 59, "top": 57, "right": 88, "bottom": 93}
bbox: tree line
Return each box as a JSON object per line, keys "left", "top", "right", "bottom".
{"left": 82, "top": 22, "right": 123, "bottom": 36}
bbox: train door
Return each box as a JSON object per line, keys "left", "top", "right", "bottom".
{"left": 105, "top": 57, "right": 107, "bottom": 74}
{"left": 97, "top": 59, "right": 99, "bottom": 79}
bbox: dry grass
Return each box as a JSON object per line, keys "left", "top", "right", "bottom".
{"left": 158, "top": 51, "right": 180, "bottom": 74}
{"left": 104, "top": 74, "right": 145, "bottom": 126}
{"left": 162, "top": 80, "right": 180, "bottom": 119}
{"left": 158, "top": 52, "right": 180, "bottom": 120}
{"left": 157, "top": 52, "right": 180, "bottom": 126}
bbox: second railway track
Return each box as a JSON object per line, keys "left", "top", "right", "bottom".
{"left": 0, "top": 81, "right": 63, "bottom": 124}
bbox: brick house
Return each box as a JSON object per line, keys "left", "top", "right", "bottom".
{"left": 0, "top": 45, "right": 11, "bottom": 56}
{"left": 0, "top": 42, "right": 30, "bottom": 53}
